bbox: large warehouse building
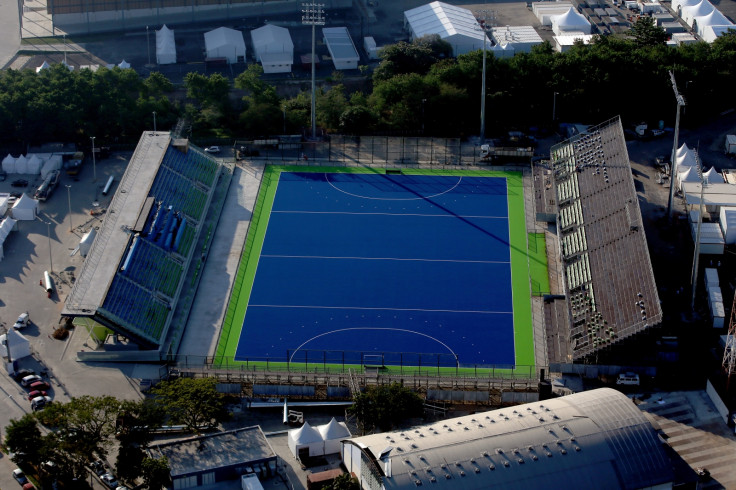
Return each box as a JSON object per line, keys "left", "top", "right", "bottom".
{"left": 343, "top": 388, "right": 674, "bottom": 489}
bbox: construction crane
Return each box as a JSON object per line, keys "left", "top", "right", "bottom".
{"left": 723, "top": 293, "right": 736, "bottom": 389}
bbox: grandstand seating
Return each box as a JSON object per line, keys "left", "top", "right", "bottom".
{"left": 551, "top": 118, "right": 662, "bottom": 359}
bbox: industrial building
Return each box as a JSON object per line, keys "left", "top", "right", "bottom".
{"left": 342, "top": 388, "right": 674, "bottom": 489}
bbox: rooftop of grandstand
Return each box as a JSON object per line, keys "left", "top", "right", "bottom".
{"left": 549, "top": 117, "right": 662, "bottom": 360}
{"left": 63, "top": 132, "right": 221, "bottom": 348}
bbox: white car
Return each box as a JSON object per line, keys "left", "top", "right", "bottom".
{"left": 101, "top": 473, "right": 119, "bottom": 488}
{"left": 13, "top": 312, "right": 30, "bottom": 329}
{"left": 204, "top": 146, "right": 221, "bottom": 154}
{"left": 21, "top": 374, "right": 43, "bottom": 386}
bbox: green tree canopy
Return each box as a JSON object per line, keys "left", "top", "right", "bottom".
{"left": 142, "top": 456, "right": 172, "bottom": 490}
{"left": 151, "top": 377, "right": 228, "bottom": 433}
{"left": 5, "top": 414, "right": 43, "bottom": 467}
{"left": 348, "top": 383, "right": 424, "bottom": 433}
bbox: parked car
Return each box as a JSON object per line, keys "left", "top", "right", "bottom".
{"left": 101, "top": 473, "right": 118, "bottom": 488}
{"left": 204, "top": 146, "right": 220, "bottom": 154}
{"left": 13, "top": 312, "right": 30, "bottom": 330}
{"left": 91, "top": 460, "right": 106, "bottom": 476}
{"left": 13, "top": 468, "right": 28, "bottom": 484}
{"left": 31, "top": 395, "right": 52, "bottom": 411}
{"left": 11, "top": 369, "right": 35, "bottom": 381}
{"left": 29, "top": 381, "right": 51, "bottom": 391}
{"left": 20, "top": 374, "right": 42, "bottom": 387}
{"left": 616, "top": 372, "right": 640, "bottom": 386}
{"left": 27, "top": 390, "right": 47, "bottom": 401}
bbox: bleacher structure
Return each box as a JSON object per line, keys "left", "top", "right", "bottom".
{"left": 63, "top": 132, "right": 224, "bottom": 356}
{"left": 549, "top": 117, "right": 662, "bottom": 360}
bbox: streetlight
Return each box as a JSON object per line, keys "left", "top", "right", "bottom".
{"left": 152, "top": 111, "right": 157, "bottom": 132}
{"left": 90, "top": 136, "right": 96, "bottom": 182}
{"left": 302, "top": 3, "right": 325, "bottom": 140}
{"left": 38, "top": 217, "right": 52, "bottom": 272}
{"left": 421, "top": 98, "right": 427, "bottom": 135}
{"left": 66, "top": 185, "right": 73, "bottom": 233}
{"left": 666, "top": 71, "right": 686, "bottom": 220}
{"left": 63, "top": 34, "right": 67, "bottom": 65}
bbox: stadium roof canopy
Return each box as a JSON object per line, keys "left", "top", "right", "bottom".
{"left": 344, "top": 388, "right": 674, "bottom": 489}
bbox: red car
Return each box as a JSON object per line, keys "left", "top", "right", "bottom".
{"left": 29, "top": 381, "right": 50, "bottom": 391}
{"left": 27, "top": 390, "right": 48, "bottom": 401}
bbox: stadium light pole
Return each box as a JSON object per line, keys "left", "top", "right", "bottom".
{"left": 552, "top": 91, "right": 558, "bottom": 122}
{"left": 302, "top": 3, "right": 325, "bottom": 140}
{"left": 146, "top": 26, "right": 152, "bottom": 66}
{"left": 667, "top": 71, "right": 686, "bottom": 220}
{"left": 66, "top": 185, "right": 73, "bottom": 233}
{"left": 475, "top": 11, "right": 492, "bottom": 144}
{"left": 37, "top": 217, "right": 52, "bottom": 273}
{"left": 152, "top": 111, "right": 157, "bottom": 132}
{"left": 90, "top": 136, "right": 96, "bottom": 182}
{"left": 63, "top": 34, "right": 67, "bottom": 65}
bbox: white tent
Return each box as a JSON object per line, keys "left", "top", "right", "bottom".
{"left": 673, "top": 0, "right": 699, "bottom": 15}
{"left": 287, "top": 421, "right": 324, "bottom": 459}
{"left": 251, "top": 25, "right": 294, "bottom": 73}
{"left": 0, "top": 330, "right": 31, "bottom": 361}
{"left": 678, "top": 166, "right": 700, "bottom": 189}
{"left": 118, "top": 60, "right": 131, "bottom": 69}
{"left": 702, "top": 24, "right": 735, "bottom": 43}
{"left": 533, "top": 2, "right": 575, "bottom": 25}
{"left": 676, "top": 149, "right": 698, "bottom": 170}
{"left": 0, "top": 217, "right": 16, "bottom": 262}
{"left": 720, "top": 206, "right": 736, "bottom": 244}
{"left": 156, "top": 25, "right": 177, "bottom": 65}
{"left": 14, "top": 155, "right": 28, "bottom": 174}
{"left": 2, "top": 154, "right": 16, "bottom": 174}
{"left": 693, "top": 10, "right": 732, "bottom": 36}
{"left": 322, "top": 27, "right": 360, "bottom": 70}
{"left": 40, "top": 155, "right": 63, "bottom": 180}
{"left": 676, "top": 142, "right": 690, "bottom": 158}
{"left": 403, "top": 1, "right": 489, "bottom": 56}
{"left": 36, "top": 61, "right": 51, "bottom": 73}
{"left": 551, "top": 8, "right": 592, "bottom": 35}
{"left": 27, "top": 154, "right": 43, "bottom": 175}
{"left": 490, "top": 26, "right": 540, "bottom": 53}
{"left": 317, "top": 418, "right": 351, "bottom": 455}
{"left": 11, "top": 194, "right": 38, "bottom": 221}
{"left": 204, "top": 27, "right": 246, "bottom": 64}
{"left": 79, "top": 228, "right": 97, "bottom": 258}
{"left": 0, "top": 195, "right": 10, "bottom": 216}
{"left": 703, "top": 167, "right": 724, "bottom": 184}
{"left": 682, "top": 0, "right": 714, "bottom": 26}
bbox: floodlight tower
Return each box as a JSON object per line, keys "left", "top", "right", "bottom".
{"left": 475, "top": 11, "right": 493, "bottom": 143}
{"left": 723, "top": 293, "right": 736, "bottom": 390}
{"left": 690, "top": 151, "right": 704, "bottom": 312}
{"left": 666, "top": 71, "right": 686, "bottom": 220}
{"left": 302, "top": 3, "right": 325, "bottom": 140}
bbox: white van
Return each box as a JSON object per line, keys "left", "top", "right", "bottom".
{"left": 616, "top": 373, "right": 640, "bottom": 386}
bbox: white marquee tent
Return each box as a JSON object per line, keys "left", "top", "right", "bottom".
{"left": 41, "top": 155, "right": 63, "bottom": 179}
{"left": 533, "top": 2, "right": 575, "bottom": 25}
{"left": 676, "top": 142, "right": 690, "bottom": 158}
{"left": 676, "top": 148, "right": 698, "bottom": 170}
{"left": 702, "top": 24, "right": 735, "bottom": 43}
{"left": 36, "top": 61, "right": 51, "bottom": 73}
{"left": 551, "top": 8, "right": 592, "bottom": 35}
{"left": 0, "top": 329, "right": 31, "bottom": 361}
{"left": 204, "top": 27, "right": 246, "bottom": 64}
{"left": 317, "top": 418, "right": 351, "bottom": 455}
{"left": 288, "top": 422, "right": 324, "bottom": 459}
{"left": 0, "top": 217, "right": 16, "bottom": 262}
{"left": 491, "top": 26, "right": 542, "bottom": 53}
{"left": 79, "top": 228, "right": 97, "bottom": 258}
{"left": 682, "top": 0, "right": 714, "bottom": 26}
{"left": 118, "top": 60, "right": 131, "bottom": 69}
{"left": 678, "top": 166, "right": 701, "bottom": 189}
{"left": 672, "top": 0, "right": 699, "bottom": 15}
{"left": 11, "top": 194, "right": 38, "bottom": 221}
{"left": 27, "top": 154, "right": 43, "bottom": 175}
{"left": 2, "top": 154, "right": 15, "bottom": 174}
{"left": 14, "top": 155, "right": 27, "bottom": 174}
{"left": 693, "top": 10, "right": 732, "bottom": 37}
{"left": 404, "top": 1, "right": 488, "bottom": 56}
{"left": 703, "top": 167, "right": 725, "bottom": 184}
{"left": 156, "top": 25, "right": 177, "bottom": 65}
{"left": 251, "top": 25, "right": 294, "bottom": 74}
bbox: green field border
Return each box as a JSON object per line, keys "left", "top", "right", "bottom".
{"left": 528, "top": 232, "right": 551, "bottom": 296}
{"left": 214, "top": 165, "right": 536, "bottom": 376}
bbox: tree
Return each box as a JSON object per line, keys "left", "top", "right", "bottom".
{"left": 141, "top": 456, "right": 171, "bottom": 490}
{"left": 348, "top": 383, "right": 424, "bottom": 433}
{"left": 151, "top": 377, "right": 228, "bottom": 433}
{"left": 143, "top": 72, "right": 174, "bottom": 98}
{"left": 339, "top": 106, "right": 377, "bottom": 134}
{"left": 373, "top": 40, "right": 438, "bottom": 81}
{"left": 4, "top": 414, "right": 43, "bottom": 467}
{"left": 329, "top": 473, "right": 360, "bottom": 490}
{"left": 630, "top": 17, "right": 667, "bottom": 47}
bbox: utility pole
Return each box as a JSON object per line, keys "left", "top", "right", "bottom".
{"left": 667, "top": 71, "right": 686, "bottom": 220}
{"left": 690, "top": 151, "right": 704, "bottom": 312}
{"left": 552, "top": 91, "right": 558, "bottom": 122}
{"left": 146, "top": 26, "right": 152, "bottom": 66}
{"left": 66, "top": 185, "right": 73, "bottom": 232}
{"left": 153, "top": 111, "right": 157, "bottom": 132}
{"left": 475, "top": 11, "right": 492, "bottom": 144}
{"left": 90, "top": 136, "right": 96, "bottom": 182}
{"left": 302, "top": 3, "right": 325, "bottom": 140}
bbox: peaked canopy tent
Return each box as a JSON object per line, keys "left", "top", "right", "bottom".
{"left": 287, "top": 422, "right": 324, "bottom": 459}
{"left": 2, "top": 154, "right": 15, "bottom": 174}
{"left": 156, "top": 25, "right": 177, "bottom": 65}
{"left": 676, "top": 148, "right": 698, "bottom": 170}
{"left": 204, "top": 27, "right": 246, "bottom": 64}
{"left": 404, "top": 1, "right": 489, "bottom": 56}
{"left": 251, "top": 25, "right": 294, "bottom": 74}
{"left": 0, "top": 329, "right": 31, "bottom": 360}
{"left": 118, "top": 60, "right": 131, "bottom": 69}
{"left": 693, "top": 10, "right": 733, "bottom": 36}
{"left": 682, "top": 0, "right": 714, "bottom": 26}
{"left": 551, "top": 7, "right": 592, "bottom": 35}
{"left": 11, "top": 194, "right": 38, "bottom": 221}
{"left": 676, "top": 142, "right": 690, "bottom": 158}
{"left": 678, "top": 166, "right": 701, "bottom": 189}
{"left": 702, "top": 24, "right": 735, "bottom": 42}
{"left": 673, "top": 0, "right": 699, "bottom": 15}
{"left": 703, "top": 167, "right": 724, "bottom": 184}
{"left": 0, "top": 217, "right": 16, "bottom": 262}
{"left": 36, "top": 61, "right": 51, "bottom": 73}
{"left": 317, "top": 418, "right": 351, "bottom": 455}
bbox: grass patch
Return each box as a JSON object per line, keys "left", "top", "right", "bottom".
{"left": 528, "top": 232, "right": 551, "bottom": 296}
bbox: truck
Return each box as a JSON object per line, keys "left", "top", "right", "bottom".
{"left": 64, "top": 151, "right": 85, "bottom": 175}
{"left": 34, "top": 170, "right": 61, "bottom": 201}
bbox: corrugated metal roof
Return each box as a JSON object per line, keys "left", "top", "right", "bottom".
{"left": 404, "top": 1, "right": 487, "bottom": 43}
{"left": 322, "top": 27, "right": 360, "bottom": 62}
{"left": 350, "top": 388, "right": 673, "bottom": 489}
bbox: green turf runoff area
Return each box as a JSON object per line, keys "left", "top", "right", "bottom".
{"left": 215, "top": 165, "right": 539, "bottom": 377}
{"left": 528, "top": 233, "right": 551, "bottom": 296}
